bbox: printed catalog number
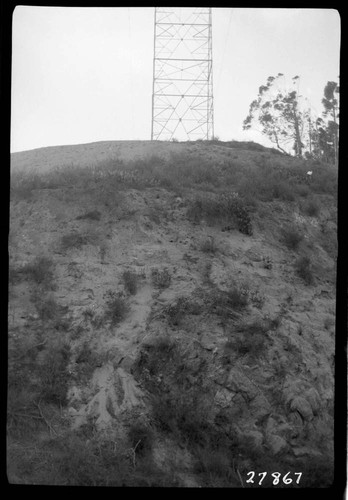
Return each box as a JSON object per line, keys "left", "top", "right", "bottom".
{"left": 246, "top": 471, "right": 302, "bottom": 486}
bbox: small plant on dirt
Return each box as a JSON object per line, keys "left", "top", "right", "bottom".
{"left": 264, "top": 313, "right": 283, "bottom": 331}
{"left": 164, "top": 297, "right": 202, "bottom": 327}
{"left": 76, "top": 210, "right": 101, "bottom": 221}
{"left": 91, "top": 313, "right": 106, "bottom": 329}
{"left": 70, "top": 324, "right": 84, "bottom": 340}
{"left": 53, "top": 315, "right": 71, "bottom": 332}
{"left": 32, "top": 294, "right": 61, "bottom": 321}
{"left": 38, "top": 339, "right": 71, "bottom": 406}
{"left": 296, "top": 185, "right": 310, "bottom": 198}
{"left": 295, "top": 255, "right": 314, "bottom": 285}
{"left": 249, "top": 289, "right": 265, "bottom": 309}
{"left": 20, "top": 256, "right": 56, "bottom": 289}
{"left": 151, "top": 267, "right": 172, "bottom": 289}
{"left": 151, "top": 335, "right": 176, "bottom": 354}
{"left": 122, "top": 270, "right": 138, "bottom": 295}
{"left": 187, "top": 192, "right": 253, "bottom": 236}
{"left": 82, "top": 307, "right": 95, "bottom": 322}
{"left": 103, "top": 290, "right": 129, "bottom": 326}
{"left": 324, "top": 316, "right": 334, "bottom": 331}
{"left": 127, "top": 421, "right": 154, "bottom": 458}
{"left": 136, "top": 267, "right": 147, "bottom": 280}
{"left": 210, "top": 284, "right": 249, "bottom": 321}
{"left": 67, "top": 261, "right": 83, "bottom": 279}
{"left": 164, "top": 298, "right": 189, "bottom": 327}
{"left": 301, "top": 198, "right": 320, "bottom": 217}
{"left": 75, "top": 342, "right": 104, "bottom": 379}
{"left": 227, "top": 197, "right": 253, "bottom": 235}
{"left": 200, "top": 236, "right": 217, "bottom": 254}
{"left": 283, "top": 336, "right": 301, "bottom": 357}
{"left": 99, "top": 244, "right": 107, "bottom": 264}
{"left": 225, "top": 320, "right": 270, "bottom": 360}
{"left": 8, "top": 265, "right": 22, "bottom": 286}
{"left": 194, "top": 448, "right": 235, "bottom": 485}
{"left": 134, "top": 335, "right": 178, "bottom": 380}
{"left": 262, "top": 256, "right": 273, "bottom": 269}
{"left": 297, "top": 324, "right": 303, "bottom": 336}
{"left": 151, "top": 388, "right": 212, "bottom": 443}
{"left": 61, "top": 232, "right": 89, "bottom": 251}
{"left": 281, "top": 225, "right": 304, "bottom": 251}
{"left": 202, "top": 261, "right": 213, "bottom": 285}
{"left": 10, "top": 171, "right": 45, "bottom": 201}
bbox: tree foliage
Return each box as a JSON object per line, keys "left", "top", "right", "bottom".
{"left": 244, "top": 76, "right": 339, "bottom": 164}
{"left": 243, "top": 74, "right": 307, "bottom": 157}
{"left": 320, "top": 81, "right": 339, "bottom": 165}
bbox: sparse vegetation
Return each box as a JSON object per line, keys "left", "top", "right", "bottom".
{"left": 135, "top": 336, "right": 177, "bottom": 378}
{"left": 38, "top": 341, "right": 71, "bottom": 405}
{"left": 103, "top": 291, "right": 129, "bottom": 326}
{"left": 8, "top": 332, "right": 71, "bottom": 425}
{"left": 76, "top": 210, "right": 101, "bottom": 221}
{"left": 61, "top": 232, "right": 89, "bottom": 251}
{"left": 164, "top": 296, "right": 202, "bottom": 327}
{"left": 127, "top": 421, "right": 154, "bottom": 458}
{"left": 67, "top": 261, "right": 83, "bottom": 279}
{"left": 324, "top": 316, "right": 334, "bottom": 331}
{"left": 8, "top": 265, "right": 22, "bottom": 286}
{"left": 200, "top": 236, "right": 217, "bottom": 254}
{"left": 262, "top": 255, "right": 273, "bottom": 269}
{"left": 75, "top": 342, "right": 105, "bottom": 380}
{"left": 122, "top": 270, "right": 138, "bottom": 295}
{"left": 281, "top": 224, "right": 304, "bottom": 250}
{"left": 249, "top": 288, "right": 265, "bottom": 309}
{"left": 151, "top": 267, "right": 172, "bottom": 289}
{"left": 224, "top": 320, "right": 270, "bottom": 361}
{"left": 29, "top": 291, "right": 70, "bottom": 329}
{"left": 300, "top": 197, "right": 320, "bottom": 217}
{"left": 20, "top": 256, "right": 56, "bottom": 289}
{"left": 33, "top": 295, "right": 61, "bottom": 321}
{"left": 194, "top": 448, "right": 236, "bottom": 486}
{"left": 295, "top": 255, "right": 314, "bottom": 285}
{"left": 209, "top": 284, "right": 249, "bottom": 322}
{"left": 187, "top": 192, "right": 253, "bottom": 235}
{"left": 297, "top": 184, "right": 310, "bottom": 197}
{"left": 152, "top": 390, "right": 215, "bottom": 448}
{"left": 8, "top": 431, "right": 179, "bottom": 486}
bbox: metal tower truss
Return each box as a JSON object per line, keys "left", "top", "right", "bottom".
{"left": 151, "top": 7, "right": 214, "bottom": 141}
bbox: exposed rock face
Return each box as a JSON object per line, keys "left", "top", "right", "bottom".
{"left": 70, "top": 365, "right": 145, "bottom": 431}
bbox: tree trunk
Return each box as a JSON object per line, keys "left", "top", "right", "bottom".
{"left": 333, "top": 107, "right": 338, "bottom": 167}
{"left": 273, "top": 132, "right": 288, "bottom": 155}
{"left": 292, "top": 106, "right": 302, "bottom": 157}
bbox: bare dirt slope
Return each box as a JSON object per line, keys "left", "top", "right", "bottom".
{"left": 8, "top": 140, "right": 337, "bottom": 487}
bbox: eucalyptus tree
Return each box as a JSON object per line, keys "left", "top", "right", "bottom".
{"left": 321, "top": 81, "right": 339, "bottom": 166}
{"left": 243, "top": 74, "right": 310, "bottom": 157}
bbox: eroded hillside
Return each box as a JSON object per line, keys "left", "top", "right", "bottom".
{"left": 8, "top": 140, "right": 337, "bottom": 487}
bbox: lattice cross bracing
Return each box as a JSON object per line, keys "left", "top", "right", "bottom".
{"left": 151, "top": 7, "right": 214, "bottom": 141}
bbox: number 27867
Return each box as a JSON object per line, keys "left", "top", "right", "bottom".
{"left": 246, "top": 471, "right": 302, "bottom": 486}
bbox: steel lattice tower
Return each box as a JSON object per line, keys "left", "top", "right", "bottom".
{"left": 151, "top": 7, "right": 214, "bottom": 141}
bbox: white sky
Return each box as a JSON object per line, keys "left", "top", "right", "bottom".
{"left": 11, "top": 7, "right": 340, "bottom": 153}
